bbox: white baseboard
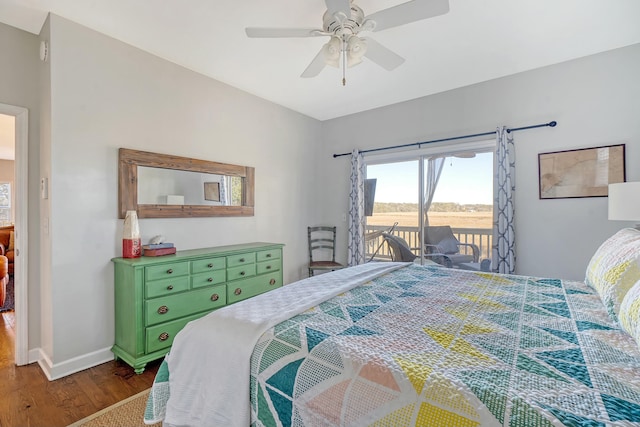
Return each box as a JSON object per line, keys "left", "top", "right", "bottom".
{"left": 34, "top": 347, "right": 114, "bottom": 381}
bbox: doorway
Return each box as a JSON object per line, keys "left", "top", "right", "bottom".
{"left": 0, "top": 103, "right": 29, "bottom": 366}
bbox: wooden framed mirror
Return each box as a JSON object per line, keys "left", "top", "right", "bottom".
{"left": 119, "top": 148, "right": 254, "bottom": 218}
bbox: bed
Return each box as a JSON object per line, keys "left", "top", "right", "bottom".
{"left": 144, "top": 229, "right": 640, "bottom": 427}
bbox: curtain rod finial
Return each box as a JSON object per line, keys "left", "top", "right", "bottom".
{"left": 549, "top": 121, "right": 557, "bottom": 127}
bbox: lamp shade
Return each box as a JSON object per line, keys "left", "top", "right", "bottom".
{"left": 608, "top": 182, "right": 640, "bottom": 221}
{"left": 322, "top": 36, "right": 341, "bottom": 68}
{"left": 347, "top": 36, "right": 367, "bottom": 67}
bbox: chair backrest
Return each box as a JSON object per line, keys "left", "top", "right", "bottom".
{"left": 424, "top": 226, "right": 460, "bottom": 254}
{"left": 308, "top": 226, "right": 337, "bottom": 263}
{"left": 382, "top": 233, "right": 417, "bottom": 262}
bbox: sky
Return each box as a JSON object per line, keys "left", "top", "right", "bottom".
{"left": 366, "top": 152, "right": 494, "bottom": 205}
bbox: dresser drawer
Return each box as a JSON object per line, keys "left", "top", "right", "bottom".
{"left": 146, "top": 312, "right": 205, "bottom": 353}
{"left": 257, "top": 259, "right": 280, "bottom": 275}
{"left": 256, "top": 248, "right": 281, "bottom": 262}
{"left": 227, "top": 272, "right": 282, "bottom": 304}
{"left": 145, "top": 262, "right": 189, "bottom": 282}
{"left": 145, "top": 285, "right": 227, "bottom": 326}
{"left": 227, "top": 264, "right": 256, "bottom": 281}
{"left": 227, "top": 252, "right": 256, "bottom": 268}
{"left": 191, "top": 270, "right": 226, "bottom": 289}
{"left": 145, "top": 276, "right": 190, "bottom": 299}
{"left": 191, "top": 257, "right": 226, "bottom": 274}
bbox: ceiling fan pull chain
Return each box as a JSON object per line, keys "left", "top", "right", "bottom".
{"left": 342, "top": 35, "right": 347, "bottom": 86}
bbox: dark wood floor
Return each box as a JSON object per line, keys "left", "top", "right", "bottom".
{"left": 0, "top": 309, "right": 161, "bottom": 427}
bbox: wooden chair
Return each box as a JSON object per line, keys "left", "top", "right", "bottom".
{"left": 308, "top": 226, "right": 344, "bottom": 276}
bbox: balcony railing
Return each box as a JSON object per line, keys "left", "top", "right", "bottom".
{"left": 365, "top": 225, "right": 493, "bottom": 262}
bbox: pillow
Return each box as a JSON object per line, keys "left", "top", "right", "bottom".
{"left": 619, "top": 279, "right": 640, "bottom": 346}
{"left": 437, "top": 237, "right": 460, "bottom": 255}
{"left": 585, "top": 228, "right": 640, "bottom": 322}
{"left": 8, "top": 231, "right": 14, "bottom": 251}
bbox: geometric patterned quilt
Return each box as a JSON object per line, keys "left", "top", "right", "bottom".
{"left": 249, "top": 264, "right": 640, "bottom": 426}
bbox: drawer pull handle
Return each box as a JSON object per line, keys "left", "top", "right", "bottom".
{"left": 159, "top": 332, "right": 170, "bottom": 341}
{"left": 157, "top": 305, "right": 169, "bottom": 315}
{"left": 234, "top": 288, "right": 242, "bottom": 296}
{"left": 269, "top": 279, "right": 276, "bottom": 286}
{"left": 167, "top": 269, "right": 173, "bottom": 274}
{"left": 207, "top": 277, "right": 214, "bottom": 282}
{"left": 167, "top": 285, "right": 174, "bottom": 290}
{"left": 266, "top": 265, "right": 272, "bottom": 270}
{"left": 208, "top": 263, "right": 214, "bottom": 268}
{"left": 266, "top": 254, "right": 272, "bottom": 258}
{"left": 211, "top": 293, "right": 219, "bottom": 301}
{"left": 240, "top": 271, "right": 246, "bottom": 276}
{"left": 239, "top": 258, "right": 245, "bottom": 263}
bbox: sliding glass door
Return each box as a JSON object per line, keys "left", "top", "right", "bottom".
{"left": 425, "top": 151, "right": 494, "bottom": 261}
{"left": 365, "top": 160, "right": 420, "bottom": 261}
{"left": 364, "top": 142, "right": 494, "bottom": 264}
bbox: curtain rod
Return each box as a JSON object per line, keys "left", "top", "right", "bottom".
{"left": 332, "top": 120, "right": 557, "bottom": 158}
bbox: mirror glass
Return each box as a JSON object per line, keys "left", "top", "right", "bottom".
{"left": 119, "top": 148, "right": 254, "bottom": 218}
{"left": 137, "top": 166, "right": 243, "bottom": 206}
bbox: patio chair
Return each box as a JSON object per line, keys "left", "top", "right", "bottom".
{"left": 382, "top": 233, "right": 453, "bottom": 267}
{"left": 423, "top": 226, "right": 479, "bottom": 268}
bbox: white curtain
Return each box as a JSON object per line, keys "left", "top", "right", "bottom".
{"left": 493, "top": 127, "right": 516, "bottom": 274}
{"left": 348, "top": 149, "right": 365, "bottom": 266}
{"left": 423, "top": 156, "right": 445, "bottom": 227}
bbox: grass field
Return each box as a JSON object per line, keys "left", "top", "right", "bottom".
{"left": 366, "top": 211, "right": 493, "bottom": 229}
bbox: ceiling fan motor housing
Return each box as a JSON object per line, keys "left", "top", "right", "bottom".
{"left": 323, "top": 4, "right": 365, "bottom": 35}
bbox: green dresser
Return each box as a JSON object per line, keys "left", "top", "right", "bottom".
{"left": 111, "top": 242, "right": 284, "bottom": 373}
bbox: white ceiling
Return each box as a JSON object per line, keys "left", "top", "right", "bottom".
{"left": 1, "top": 0, "right": 640, "bottom": 127}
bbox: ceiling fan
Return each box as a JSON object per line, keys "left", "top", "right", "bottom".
{"left": 245, "top": 0, "right": 450, "bottom": 85}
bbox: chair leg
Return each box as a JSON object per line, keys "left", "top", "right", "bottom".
{"left": 309, "top": 268, "right": 313, "bottom": 277}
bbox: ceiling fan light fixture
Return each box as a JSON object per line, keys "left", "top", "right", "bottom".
{"left": 346, "top": 35, "right": 367, "bottom": 67}
{"left": 322, "top": 36, "right": 341, "bottom": 68}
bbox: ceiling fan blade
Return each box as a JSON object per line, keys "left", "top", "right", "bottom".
{"left": 325, "top": 0, "right": 351, "bottom": 17}
{"left": 245, "top": 27, "right": 324, "bottom": 38}
{"left": 367, "top": 0, "right": 449, "bottom": 32}
{"left": 362, "top": 38, "right": 405, "bottom": 71}
{"left": 301, "top": 48, "right": 327, "bottom": 78}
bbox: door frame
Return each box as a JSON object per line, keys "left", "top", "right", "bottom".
{"left": 0, "top": 102, "right": 29, "bottom": 366}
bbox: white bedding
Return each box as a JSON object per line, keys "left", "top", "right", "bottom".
{"left": 162, "top": 262, "right": 408, "bottom": 427}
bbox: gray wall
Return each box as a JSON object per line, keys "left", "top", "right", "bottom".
{"left": 321, "top": 43, "right": 640, "bottom": 281}
{"left": 41, "top": 14, "right": 324, "bottom": 377}
{"left": 0, "top": 21, "right": 42, "bottom": 353}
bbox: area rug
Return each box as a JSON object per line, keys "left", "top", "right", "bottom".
{"left": 68, "top": 389, "right": 160, "bottom": 427}
{"left": 0, "top": 276, "right": 13, "bottom": 312}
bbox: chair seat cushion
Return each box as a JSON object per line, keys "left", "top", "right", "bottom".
{"left": 438, "top": 237, "right": 460, "bottom": 255}
{"left": 447, "top": 254, "right": 474, "bottom": 264}
{"left": 310, "top": 261, "right": 344, "bottom": 269}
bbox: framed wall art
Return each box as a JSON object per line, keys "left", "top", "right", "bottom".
{"left": 538, "top": 144, "right": 625, "bottom": 199}
{"left": 204, "top": 182, "right": 220, "bottom": 202}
